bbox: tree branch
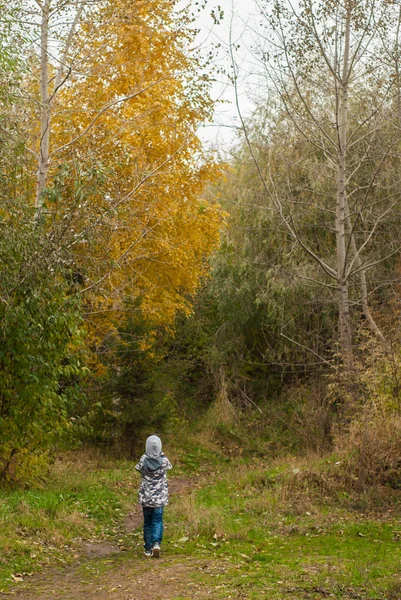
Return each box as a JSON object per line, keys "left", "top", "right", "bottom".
{"left": 51, "top": 77, "right": 174, "bottom": 156}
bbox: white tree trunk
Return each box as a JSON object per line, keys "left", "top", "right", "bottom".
{"left": 344, "top": 200, "right": 386, "bottom": 343}
{"left": 335, "top": 5, "right": 353, "bottom": 369}
{"left": 34, "top": 0, "right": 51, "bottom": 223}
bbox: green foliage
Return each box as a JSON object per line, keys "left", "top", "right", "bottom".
{"left": 148, "top": 305, "right": 219, "bottom": 417}
{"left": 90, "top": 300, "right": 186, "bottom": 453}
{"left": 0, "top": 209, "right": 88, "bottom": 483}
{"left": 148, "top": 155, "right": 338, "bottom": 429}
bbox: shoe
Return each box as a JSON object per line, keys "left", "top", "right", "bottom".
{"left": 144, "top": 549, "right": 152, "bottom": 557}
{"left": 152, "top": 543, "right": 160, "bottom": 558}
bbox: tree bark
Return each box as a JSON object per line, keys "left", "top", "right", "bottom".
{"left": 34, "top": 0, "right": 51, "bottom": 223}
{"left": 344, "top": 200, "right": 386, "bottom": 343}
{"left": 336, "top": 5, "right": 353, "bottom": 369}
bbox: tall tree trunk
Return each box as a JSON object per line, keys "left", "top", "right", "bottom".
{"left": 35, "top": 0, "right": 51, "bottom": 223}
{"left": 336, "top": 6, "right": 353, "bottom": 369}
{"left": 344, "top": 200, "right": 386, "bottom": 343}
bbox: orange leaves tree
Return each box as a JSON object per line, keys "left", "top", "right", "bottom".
{"left": 50, "top": 0, "right": 222, "bottom": 335}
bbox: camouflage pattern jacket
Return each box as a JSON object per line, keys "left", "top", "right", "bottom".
{"left": 135, "top": 453, "right": 173, "bottom": 507}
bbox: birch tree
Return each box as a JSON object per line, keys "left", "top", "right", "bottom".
{"left": 12, "top": 0, "right": 87, "bottom": 222}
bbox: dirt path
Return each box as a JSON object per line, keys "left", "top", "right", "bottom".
{"left": 7, "top": 556, "right": 215, "bottom": 600}
{"left": 79, "top": 478, "right": 193, "bottom": 561}
{"left": 1, "top": 478, "right": 217, "bottom": 600}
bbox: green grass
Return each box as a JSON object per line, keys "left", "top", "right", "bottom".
{"left": 166, "top": 460, "right": 401, "bottom": 599}
{"left": 0, "top": 450, "right": 137, "bottom": 590}
{"left": 0, "top": 441, "right": 225, "bottom": 592}
{"left": 2, "top": 446, "right": 401, "bottom": 599}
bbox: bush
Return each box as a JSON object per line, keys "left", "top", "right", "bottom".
{"left": 89, "top": 301, "right": 187, "bottom": 455}
{"left": 336, "top": 414, "right": 401, "bottom": 490}
{"left": 331, "top": 336, "right": 401, "bottom": 490}
{"left": 0, "top": 214, "right": 88, "bottom": 484}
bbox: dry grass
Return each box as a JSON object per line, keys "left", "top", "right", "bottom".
{"left": 335, "top": 412, "right": 401, "bottom": 489}
{"left": 169, "top": 490, "right": 225, "bottom": 539}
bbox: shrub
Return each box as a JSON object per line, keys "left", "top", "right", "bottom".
{"left": 0, "top": 215, "right": 88, "bottom": 484}
{"left": 331, "top": 336, "right": 401, "bottom": 490}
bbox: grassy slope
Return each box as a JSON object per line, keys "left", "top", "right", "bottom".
{"left": 167, "top": 456, "right": 401, "bottom": 599}
{"left": 1, "top": 446, "right": 401, "bottom": 599}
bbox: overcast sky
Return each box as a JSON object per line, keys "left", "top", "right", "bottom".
{"left": 194, "top": 0, "right": 259, "bottom": 153}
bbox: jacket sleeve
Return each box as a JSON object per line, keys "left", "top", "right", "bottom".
{"left": 135, "top": 455, "right": 146, "bottom": 472}
{"left": 162, "top": 456, "right": 173, "bottom": 470}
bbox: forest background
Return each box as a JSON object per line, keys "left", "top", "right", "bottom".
{"left": 1, "top": 0, "right": 401, "bottom": 497}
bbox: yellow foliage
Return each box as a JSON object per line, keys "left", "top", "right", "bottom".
{"left": 49, "top": 0, "right": 222, "bottom": 339}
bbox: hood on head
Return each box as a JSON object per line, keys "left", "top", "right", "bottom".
{"left": 145, "top": 435, "right": 162, "bottom": 458}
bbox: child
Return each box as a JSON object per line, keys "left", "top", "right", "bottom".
{"left": 135, "top": 435, "right": 172, "bottom": 558}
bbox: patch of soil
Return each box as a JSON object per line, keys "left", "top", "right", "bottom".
{"left": 8, "top": 557, "right": 213, "bottom": 600}
{"left": 285, "top": 586, "right": 369, "bottom": 599}
{"left": 80, "top": 542, "right": 120, "bottom": 558}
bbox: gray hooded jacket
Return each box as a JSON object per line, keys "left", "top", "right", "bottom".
{"left": 135, "top": 435, "right": 172, "bottom": 507}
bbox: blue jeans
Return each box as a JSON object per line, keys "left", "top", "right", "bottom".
{"left": 143, "top": 506, "right": 164, "bottom": 550}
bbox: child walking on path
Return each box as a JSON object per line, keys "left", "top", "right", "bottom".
{"left": 135, "top": 435, "right": 172, "bottom": 558}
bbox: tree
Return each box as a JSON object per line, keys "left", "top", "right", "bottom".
{"left": 0, "top": 0, "right": 222, "bottom": 470}
{"left": 231, "top": 0, "right": 401, "bottom": 369}
{"left": 52, "top": 0, "right": 222, "bottom": 350}
{"left": 17, "top": 0, "right": 222, "bottom": 333}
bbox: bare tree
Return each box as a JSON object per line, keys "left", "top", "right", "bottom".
{"left": 230, "top": 0, "right": 401, "bottom": 368}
